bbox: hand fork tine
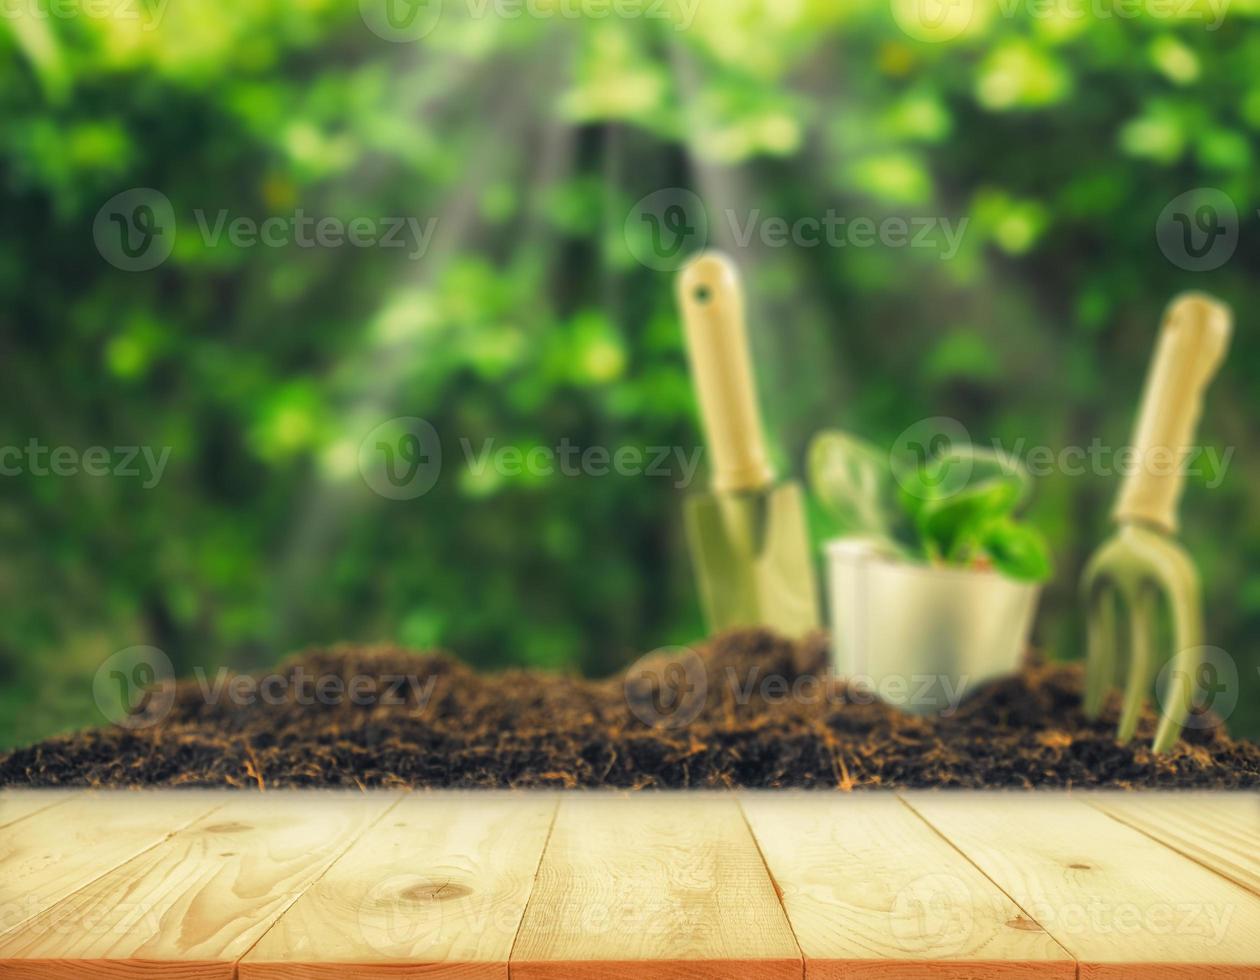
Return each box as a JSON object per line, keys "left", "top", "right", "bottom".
{"left": 1081, "top": 293, "right": 1231, "bottom": 751}
{"left": 1152, "top": 555, "right": 1205, "bottom": 752}
{"left": 1117, "top": 586, "right": 1157, "bottom": 744}
{"left": 1083, "top": 582, "right": 1118, "bottom": 718}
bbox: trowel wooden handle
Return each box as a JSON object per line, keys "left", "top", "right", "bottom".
{"left": 1115, "top": 292, "right": 1232, "bottom": 533}
{"left": 677, "top": 252, "right": 774, "bottom": 493}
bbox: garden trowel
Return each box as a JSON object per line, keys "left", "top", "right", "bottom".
{"left": 677, "top": 252, "right": 818, "bottom": 636}
{"left": 1082, "top": 292, "right": 1232, "bottom": 752}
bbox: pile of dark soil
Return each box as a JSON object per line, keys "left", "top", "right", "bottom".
{"left": 3, "top": 629, "right": 1258, "bottom": 789}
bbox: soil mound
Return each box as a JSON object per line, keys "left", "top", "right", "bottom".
{"left": 4, "top": 630, "right": 1257, "bottom": 789}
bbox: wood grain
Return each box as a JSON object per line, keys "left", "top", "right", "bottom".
{"left": 1089, "top": 793, "right": 1260, "bottom": 898}
{"left": 2, "top": 791, "right": 1259, "bottom": 978}
{"left": 904, "top": 793, "right": 1260, "bottom": 979}
{"left": 510, "top": 794, "right": 801, "bottom": 980}
{"left": 241, "top": 792, "right": 556, "bottom": 980}
{"left": 742, "top": 793, "right": 1075, "bottom": 978}
{"left": 0, "top": 791, "right": 221, "bottom": 941}
{"left": 0, "top": 791, "right": 397, "bottom": 979}
{"left": 0, "top": 792, "right": 79, "bottom": 830}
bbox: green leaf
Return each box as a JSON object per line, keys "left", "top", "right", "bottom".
{"left": 897, "top": 446, "right": 1029, "bottom": 563}
{"left": 807, "top": 429, "right": 897, "bottom": 540}
{"left": 980, "top": 517, "right": 1053, "bottom": 582}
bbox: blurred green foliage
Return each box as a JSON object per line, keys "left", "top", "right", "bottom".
{"left": 2, "top": 0, "right": 1258, "bottom": 747}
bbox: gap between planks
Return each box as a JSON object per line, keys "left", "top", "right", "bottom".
{"left": 744, "top": 793, "right": 1075, "bottom": 979}
{"left": 510, "top": 794, "right": 802, "bottom": 980}
{"left": 735, "top": 795, "right": 808, "bottom": 980}
{"left": 0, "top": 791, "right": 402, "bottom": 979}
{"left": 504, "top": 793, "right": 562, "bottom": 974}
{"left": 1085, "top": 793, "right": 1260, "bottom": 899}
{"left": 0, "top": 791, "right": 82, "bottom": 831}
{"left": 0, "top": 791, "right": 228, "bottom": 943}
{"left": 902, "top": 792, "right": 1260, "bottom": 980}
{"left": 241, "top": 792, "right": 556, "bottom": 979}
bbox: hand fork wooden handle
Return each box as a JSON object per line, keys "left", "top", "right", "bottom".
{"left": 1082, "top": 293, "right": 1232, "bottom": 752}
{"left": 1113, "top": 292, "right": 1232, "bottom": 533}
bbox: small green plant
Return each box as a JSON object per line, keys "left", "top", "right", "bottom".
{"left": 808, "top": 430, "right": 1052, "bottom": 581}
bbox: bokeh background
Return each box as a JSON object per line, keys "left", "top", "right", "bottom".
{"left": 2, "top": 0, "right": 1257, "bottom": 747}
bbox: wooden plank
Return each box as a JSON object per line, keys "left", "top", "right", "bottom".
{"left": 0, "top": 791, "right": 221, "bottom": 940}
{"left": 1089, "top": 793, "right": 1260, "bottom": 898}
{"left": 241, "top": 792, "right": 557, "bottom": 979}
{"left": 741, "top": 793, "right": 1075, "bottom": 978}
{"left": 0, "top": 791, "right": 397, "bottom": 979}
{"left": 510, "top": 793, "right": 801, "bottom": 980}
{"left": 904, "top": 793, "right": 1260, "bottom": 979}
{"left": 0, "top": 791, "right": 80, "bottom": 830}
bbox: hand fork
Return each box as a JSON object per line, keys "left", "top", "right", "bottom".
{"left": 1081, "top": 293, "right": 1232, "bottom": 752}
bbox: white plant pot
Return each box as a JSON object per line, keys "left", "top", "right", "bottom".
{"left": 825, "top": 537, "right": 1042, "bottom": 715}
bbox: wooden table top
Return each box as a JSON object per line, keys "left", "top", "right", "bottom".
{"left": 1, "top": 789, "right": 1258, "bottom": 978}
